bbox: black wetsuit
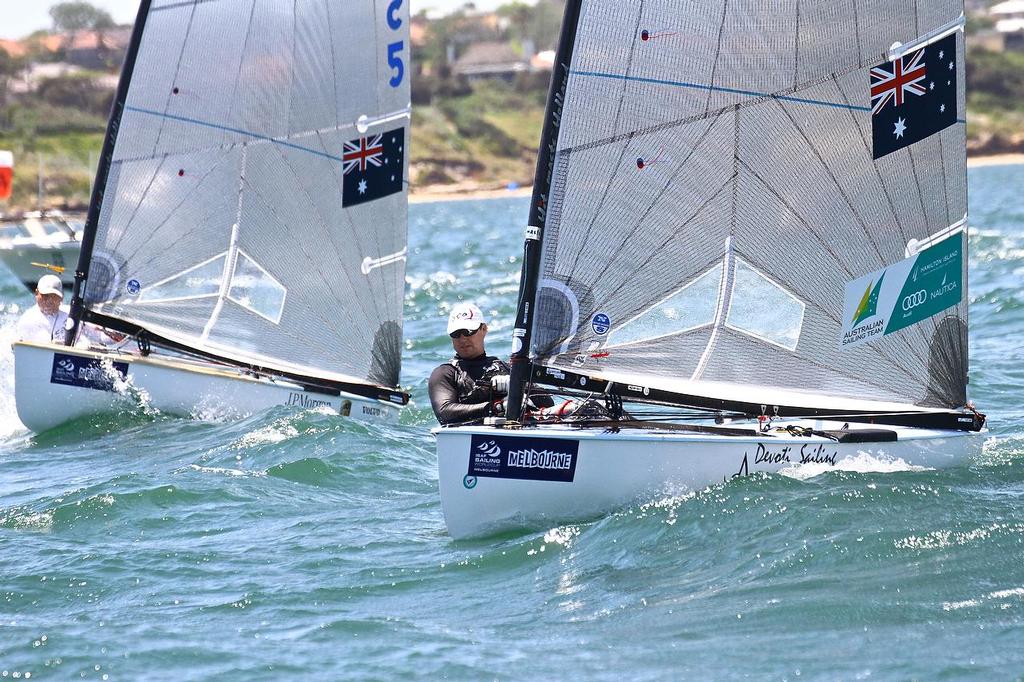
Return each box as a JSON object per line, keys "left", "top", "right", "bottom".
{"left": 428, "top": 354, "right": 556, "bottom": 425}
{"left": 428, "top": 354, "right": 509, "bottom": 425}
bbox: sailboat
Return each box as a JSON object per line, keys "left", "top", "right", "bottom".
{"left": 436, "top": 0, "right": 987, "bottom": 538}
{"left": 14, "top": 0, "right": 412, "bottom": 432}
{"left": 0, "top": 210, "right": 84, "bottom": 291}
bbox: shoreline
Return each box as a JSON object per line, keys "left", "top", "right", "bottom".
{"left": 410, "top": 154, "right": 1024, "bottom": 203}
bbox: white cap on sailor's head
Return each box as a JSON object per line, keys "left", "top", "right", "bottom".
{"left": 447, "top": 302, "right": 486, "bottom": 335}
{"left": 36, "top": 274, "right": 63, "bottom": 297}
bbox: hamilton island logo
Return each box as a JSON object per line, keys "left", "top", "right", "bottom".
{"left": 852, "top": 272, "right": 885, "bottom": 325}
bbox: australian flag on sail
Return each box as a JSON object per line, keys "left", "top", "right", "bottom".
{"left": 342, "top": 126, "right": 404, "bottom": 207}
{"left": 871, "top": 32, "right": 958, "bottom": 160}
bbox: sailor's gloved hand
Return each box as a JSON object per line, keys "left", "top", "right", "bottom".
{"left": 490, "top": 374, "right": 510, "bottom": 395}
{"left": 491, "top": 398, "right": 507, "bottom": 416}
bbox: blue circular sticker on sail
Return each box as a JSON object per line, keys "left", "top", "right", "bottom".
{"left": 592, "top": 313, "right": 611, "bottom": 336}
{"left": 463, "top": 475, "right": 477, "bottom": 490}
{"left": 126, "top": 279, "right": 141, "bottom": 295}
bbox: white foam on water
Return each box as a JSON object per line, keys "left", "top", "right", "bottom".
{"left": 0, "top": 306, "right": 29, "bottom": 440}
{"left": 942, "top": 586, "right": 1024, "bottom": 612}
{"left": 233, "top": 421, "right": 300, "bottom": 449}
{"left": 186, "top": 464, "right": 266, "bottom": 478}
{"left": 779, "top": 451, "right": 930, "bottom": 481}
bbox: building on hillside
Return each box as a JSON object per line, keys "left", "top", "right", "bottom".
{"left": 8, "top": 62, "right": 118, "bottom": 95}
{"left": 63, "top": 27, "right": 132, "bottom": 69}
{"left": 991, "top": 0, "right": 1024, "bottom": 50}
{"left": 0, "top": 39, "right": 27, "bottom": 59}
{"left": 451, "top": 40, "right": 550, "bottom": 81}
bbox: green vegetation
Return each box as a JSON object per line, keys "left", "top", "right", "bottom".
{"left": 965, "top": 46, "right": 1024, "bottom": 152}
{"left": 411, "top": 78, "right": 547, "bottom": 189}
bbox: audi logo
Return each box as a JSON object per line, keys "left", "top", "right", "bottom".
{"left": 902, "top": 290, "right": 927, "bottom": 310}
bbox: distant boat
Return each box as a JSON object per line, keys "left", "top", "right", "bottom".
{"left": 15, "top": 0, "right": 413, "bottom": 431}
{"left": 0, "top": 210, "right": 84, "bottom": 291}
{"left": 436, "top": 0, "right": 987, "bottom": 538}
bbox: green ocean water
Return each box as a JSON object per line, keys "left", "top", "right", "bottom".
{"left": 0, "top": 164, "right": 1022, "bottom": 680}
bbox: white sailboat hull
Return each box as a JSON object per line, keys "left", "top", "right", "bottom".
{"left": 14, "top": 341, "right": 402, "bottom": 433}
{"left": 0, "top": 240, "right": 80, "bottom": 291}
{"left": 435, "top": 421, "right": 984, "bottom": 539}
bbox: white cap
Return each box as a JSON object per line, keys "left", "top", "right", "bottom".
{"left": 36, "top": 274, "right": 63, "bottom": 296}
{"left": 447, "top": 302, "right": 486, "bottom": 335}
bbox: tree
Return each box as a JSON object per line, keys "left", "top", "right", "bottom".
{"left": 49, "top": 2, "right": 116, "bottom": 33}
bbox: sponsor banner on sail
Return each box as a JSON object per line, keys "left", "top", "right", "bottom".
{"left": 0, "top": 150, "right": 12, "bottom": 201}
{"left": 342, "top": 126, "right": 405, "bottom": 208}
{"left": 467, "top": 434, "right": 578, "bottom": 483}
{"left": 840, "top": 234, "right": 962, "bottom": 347}
{"left": 871, "top": 32, "right": 958, "bottom": 159}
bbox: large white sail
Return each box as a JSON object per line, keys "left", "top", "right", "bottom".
{"left": 520, "top": 0, "right": 969, "bottom": 412}
{"left": 76, "top": 0, "right": 411, "bottom": 391}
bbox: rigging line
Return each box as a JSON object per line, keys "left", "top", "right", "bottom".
{"left": 287, "top": 0, "right": 297, "bottom": 134}
{"left": 794, "top": 0, "right": 801, "bottom": 93}
{"left": 224, "top": 0, "right": 258, "bottom": 150}
{"left": 584, "top": 115, "right": 722, "bottom": 290}
{"left": 770, "top": 96, "right": 886, "bottom": 263}
{"left": 325, "top": 0, "right": 339, "bottom": 130}
{"left": 573, "top": 70, "right": 875, "bottom": 115}
{"left": 152, "top": 1, "right": 201, "bottom": 158}
{"left": 580, "top": 179, "right": 734, "bottom": 328}
{"left": 705, "top": 0, "right": 730, "bottom": 118}
{"left": 127, "top": 106, "right": 347, "bottom": 164}
{"left": 151, "top": 0, "right": 224, "bottom": 11}
{"left": 562, "top": 1, "right": 646, "bottom": 291}
{"left": 852, "top": 0, "right": 862, "bottom": 69}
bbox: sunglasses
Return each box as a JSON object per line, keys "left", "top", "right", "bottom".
{"left": 450, "top": 327, "right": 481, "bottom": 339}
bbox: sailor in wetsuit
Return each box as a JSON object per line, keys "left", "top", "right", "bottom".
{"left": 428, "top": 302, "right": 553, "bottom": 425}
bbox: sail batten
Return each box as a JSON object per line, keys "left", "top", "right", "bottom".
{"left": 75, "top": 0, "right": 410, "bottom": 391}
{"left": 520, "top": 0, "right": 969, "bottom": 413}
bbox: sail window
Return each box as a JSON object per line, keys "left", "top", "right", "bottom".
{"left": 725, "top": 259, "right": 804, "bottom": 351}
{"left": 136, "top": 253, "right": 226, "bottom": 303}
{"left": 606, "top": 264, "right": 722, "bottom": 347}
{"left": 227, "top": 250, "right": 286, "bottom": 324}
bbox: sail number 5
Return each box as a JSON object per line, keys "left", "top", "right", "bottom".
{"left": 386, "top": 0, "right": 404, "bottom": 88}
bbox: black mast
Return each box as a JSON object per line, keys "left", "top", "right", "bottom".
{"left": 506, "top": 0, "right": 584, "bottom": 422}
{"left": 66, "top": 0, "right": 153, "bottom": 346}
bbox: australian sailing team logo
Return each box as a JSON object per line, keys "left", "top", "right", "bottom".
{"left": 468, "top": 434, "right": 579, "bottom": 483}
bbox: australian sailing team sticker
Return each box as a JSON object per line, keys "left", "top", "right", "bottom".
{"left": 468, "top": 434, "right": 579, "bottom": 483}
{"left": 50, "top": 353, "right": 128, "bottom": 391}
{"left": 592, "top": 313, "right": 611, "bottom": 335}
{"left": 840, "top": 233, "right": 963, "bottom": 347}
